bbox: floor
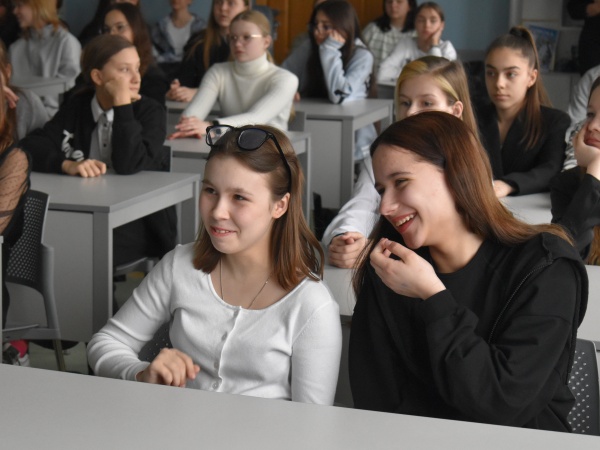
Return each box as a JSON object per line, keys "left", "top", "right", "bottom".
{"left": 27, "top": 273, "right": 144, "bottom": 373}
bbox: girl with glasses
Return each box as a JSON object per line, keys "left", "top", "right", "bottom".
{"left": 169, "top": 10, "right": 298, "bottom": 139}
{"left": 282, "top": 0, "right": 375, "bottom": 161}
{"left": 477, "top": 27, "right": 570, "bottom": 198}
{"left": 9, "top": 0, "right": 81, "bottom": 116}
{"left": 349, "top": 112, "right": 587, "bottom": 432}
{"left": 362, "top": 0, "right": 417, "bottom": 72}
{"left": 167, "top": 0, "right": 249, "bottom": 103}
{"left": 377, "top": 2, "right": 456, "bottom": 84}
{"left": 323, "top": 56, "right": 478, "bottom": 269}
{"left": 19, "top": 34, "right": 176, "bottom": 267}
{"left": 88, "top": 124, "right": 342, "bottom": 404}
{"left": 102, "top": 3, "right": 169, "bottom": 106}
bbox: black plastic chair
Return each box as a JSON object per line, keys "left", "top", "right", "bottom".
{"left": 567, "top": 338, "right": 600, "bottom": 435}
{"left": 138, "top": 322, "right": 172, "bottom": 362}
{"left": 3, "top": 190, "right": 66, "bottom": 371}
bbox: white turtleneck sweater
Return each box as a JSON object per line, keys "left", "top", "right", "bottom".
{"left": 183, "top": 53, "right": 298, "bottom": 131}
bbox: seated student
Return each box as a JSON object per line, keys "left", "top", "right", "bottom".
{"left": 477, "top": 26, "right": 570, "bottom": 197}
{"left": 551, "top": 76, "right": 600, "bottom": 263}
{"left": 0, "top": 41, "right": 49, "bottom": 140}
{"left": 9, "top": 0, "right": 81, "bottom": 116}
{"left": 19, "top": 34, "right": 176, "bottom": 267}
{"left": 349, "top": 111, "right": 587, "bottom": 432}
{"left": 323, "top": 56, "right": 477, "bottom": 268}
{"left": 151, "top": 0, "right": 206, "bottom": 66}
{"left": 169, "top": 10, "right": 297, "bottom": 139}
{"left": 167, "top": 0, "right": 249, "bottom": 103}
{"left": 282, "top": 0, "right": 375, "bottom": 161}
{"left": 87, "top": 124, "right": 342, "bottom": 404}
{"left": 0, "top": 70, "right": 30, "bottom": 364}
{"left": 362, "top": 0, "right": 417, "bottom": 72}
{"left": 377, "top": 2, "right": 456, "bottom": 84}
{"left": 103, "top": 3, "right": 169, "bottom": 106}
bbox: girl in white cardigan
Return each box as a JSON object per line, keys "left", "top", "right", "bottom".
{"left": 168, "top": 10, "right": 298, "bottom": 139}
{"left": 88, "top": 124, "right": 342, "bottom": 405}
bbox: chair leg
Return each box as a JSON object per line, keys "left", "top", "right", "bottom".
{"left": 52, "top": 339, "right": 66, "bottom": 371}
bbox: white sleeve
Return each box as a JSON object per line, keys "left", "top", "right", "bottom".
{"left": 290, "top": 298, "right": 342, "bottom": 405}
{"left": 377, "top": 37, "right": 410, "bottom": 83}
{"left": 86, "top": 250, "right": 175, "bottom": 381}
{"left": 182, "top": 64, "right": 221, "bottom": 120}
{"left": 218, "top": 69, "right": 299, "bottom": 127}
{"left": 438, "top": 40, "right": 457, "bottom": 61}
{"left": 321, "top": 158, "right": 379, "bottom": 246}
{"left": 58, "top": 33, "right": 82, "bottom": 79}
{"left": 319, "top": 38, "right": 373, "bottom": 103}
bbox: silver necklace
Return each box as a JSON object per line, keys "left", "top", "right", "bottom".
{"left": 220, "top": 260, "right": 271, "bottom": 309}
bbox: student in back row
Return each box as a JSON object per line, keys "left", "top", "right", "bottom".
{"left": 477, "top": 26, "right": 570, "bottom": 197}
{"left": 19, "top": 34, "right": 176, "bottom": 266}
{"left": 169, "top": 10, "right": 297, "bottom": 139}
{"left": 9, "top": 0, "right": 81, "bottom": 116}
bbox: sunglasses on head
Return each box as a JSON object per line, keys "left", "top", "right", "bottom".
{"left": 205, "top": 125, "right": 292, "bottom": 193}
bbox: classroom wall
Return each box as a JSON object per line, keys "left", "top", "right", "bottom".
{"left": 61, "top": 0, "right": 508, "bottom": 54}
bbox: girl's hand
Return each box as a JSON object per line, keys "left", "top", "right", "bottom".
{"left": 104, "top": 77, "right": 140, "bottom": 106}
{"left": 166, "top": 79, "right": 197, "bottom": 102}
{"left": 329, "top": 29, "right": 346, "bottom": 45}
{"left": 2, "top": 85, "right": 19, "bottom": 109}
{"left": 328, "top": 232, "right": 368, "bottom": 269}
{"left": 168, "top": 115, "right": 211, "bottom": 139}
{"left": 493, "top": 180, "right": 514, "bottom": 198}
{"left": 370, "top": 238, "right": 445, "bottom": 300}
{"left": 62, "top": 159, "right": 107, "bottom": 178}
{"left": 136, "top": 348, "right": 200, "bottom": 387}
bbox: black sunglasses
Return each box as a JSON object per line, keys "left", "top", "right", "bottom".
{"left": 205, "top": 125, "right": 292, "bottom": 193}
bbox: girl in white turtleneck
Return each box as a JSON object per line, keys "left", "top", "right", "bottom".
{"left": 168, "top": 10, "right": 298, "bottom": 139}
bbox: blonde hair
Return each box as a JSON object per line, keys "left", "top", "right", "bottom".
{"left": 18, "top": 0, "right": 62, "bottom": 37}
{"left": 230, "top": 10, "right": 274, "bottom": 62}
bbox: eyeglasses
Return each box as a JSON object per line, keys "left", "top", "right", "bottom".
{"left": 205, "top": 125, "right": 292, "bottom": 193}
{"left": 103, "top": 23, "right": 130, "bottom": 35}
{"left": 229, "top": 34, "right": 263, "bottom": 45}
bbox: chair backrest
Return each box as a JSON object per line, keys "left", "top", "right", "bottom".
{"left": 568, "top": 338, "right": 600, "bottom": 435}
{"left": 6, "top": 190, "right": 48, "bottom": 292}
{"left": 138, "top": 322, "right": 173, "bottom": 362}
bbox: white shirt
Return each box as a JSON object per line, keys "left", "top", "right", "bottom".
{"left": 87, "top": 243, "right": 342, "bottom": 405}
{"left": 89, "top": 95, "right": 114, "bottom": 167}
{"left": 166, "top": 18, "right": 192, "bottom": 60}
{"left": 183, "top": 53, "right": 299, "bottom": 131}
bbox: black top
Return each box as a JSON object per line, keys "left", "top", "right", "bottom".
{"left": 349, "top": 231, "right": 587, "bottom": 432}
{"left": 567, "top": 0, "right": 600, "bottom": 75}
{"left": 175, "top": 30, "right": 230, "bottom": 87}
{"left": 476, "top": 103, "right": 570, "bottom": 195}
{"left": 551, "top": 167, "right": 600, "bottom": 259}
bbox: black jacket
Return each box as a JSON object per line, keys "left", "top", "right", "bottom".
{"left": 349, "top": 230, "right": 588, "bottom": 432}
{"left": 476, "top": 103, "right": 569, "bottom": 195}
{"left": 19, "top": 89, "right": 176, "bottom": 260}
{"left": 176, "top": 30, "right": 230, "bottom": 88}
{"left": 567, "top": 0, "right": 600, "bottom": 74}
{"left": 551, "top": 167, "right": 600, "bottom": 259}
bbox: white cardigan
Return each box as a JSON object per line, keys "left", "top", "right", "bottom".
{"left": 87, "top": 243, "right": 342, "bottom": 405}
{"left": 183, "top": 53, "right": 298, "bottom": 131}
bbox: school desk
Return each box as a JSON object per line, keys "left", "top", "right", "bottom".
{"left": 502, "top": 193, "right": 553, "bottom": 224}
{"left": 1, "top": 364, "right": 598, "bottom": 449}
{"left": 12, "top": 75, "right": 75, "bottom": 99}
{"left": 295, "top": 98, "right": 394, "bottom": 209}
{"left": 30, "top": 171, "right": 200, "bottom": 342}
{"left": 166, "top": 131, "right": 312, "bottom": 221}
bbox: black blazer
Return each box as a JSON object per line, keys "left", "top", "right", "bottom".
{"left": 476, "top": 103, "right": 570, "bottom": 195}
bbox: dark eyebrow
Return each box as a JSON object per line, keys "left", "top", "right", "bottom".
{"left": 485, "top": 64, "right": 521, "bottom": 71}
{"left": 202, "top": 179, "right": 254, "bottom": 196}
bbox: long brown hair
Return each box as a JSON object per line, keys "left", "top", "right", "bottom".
{"left": 584, "top": 76, "right": 600, "bottom": 265}
{"left": 194, "top": 125, "right": 323, "bottom": 290}
{"left": 353, "top": 112, "right": 571, "bottom": 292}
{"left": 104, "top": 3, "right": 154, "bottom": 75}
{"left": 188, "top": 0, "right": 249, "bottom": 69}
{"left": 0, "top": 40, "right": 16, "bottom": 145}
{"left": 395, "top": 56, "right": 477, "bottom": 134}
{"left": 485, "top": 26, "right": 552, "bottom": 150}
